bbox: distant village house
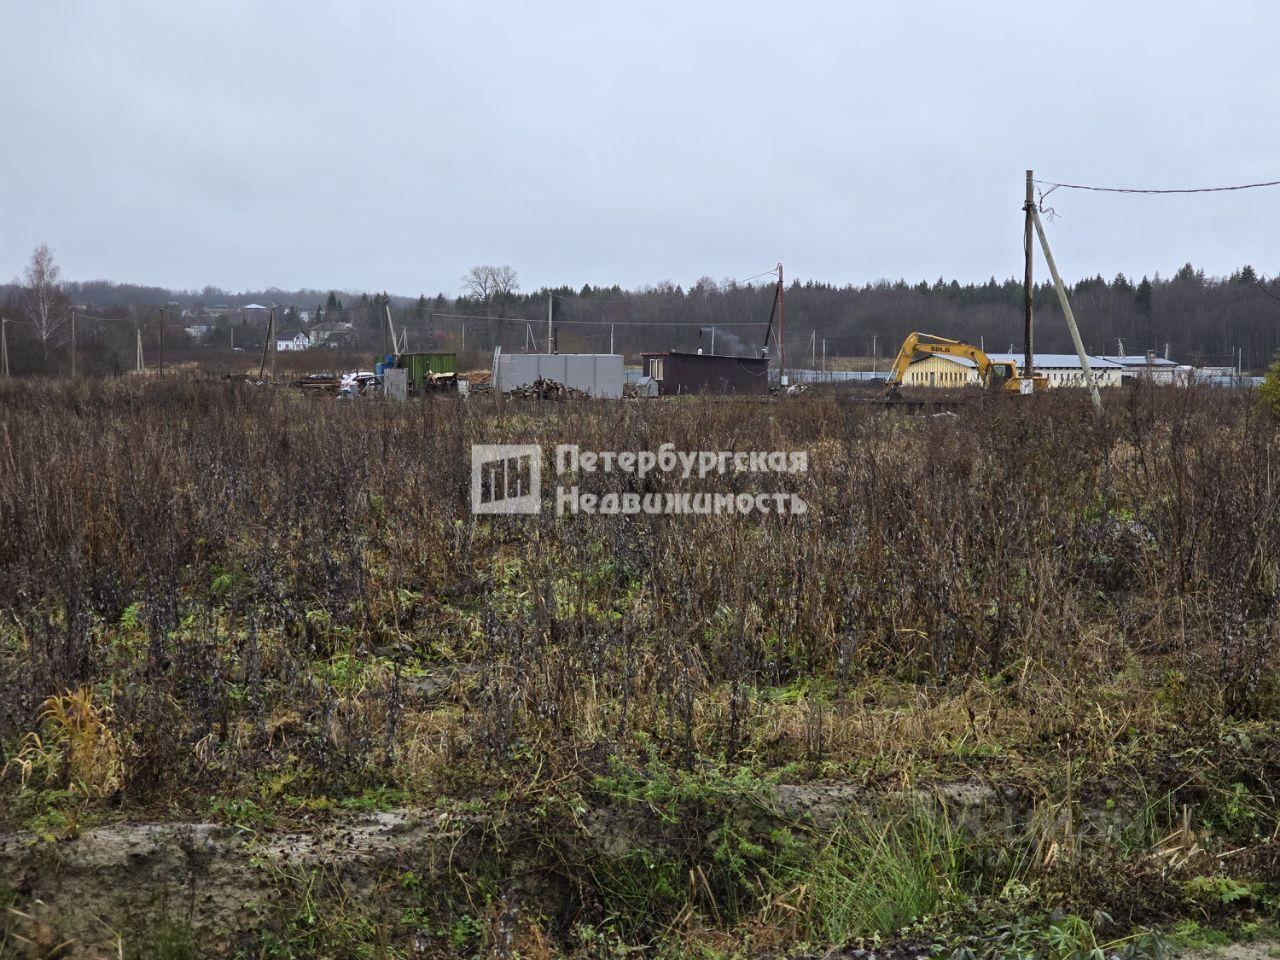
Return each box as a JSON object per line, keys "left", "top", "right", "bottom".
{"left": 275, "top": 330, "right": 311, "bottom": 352}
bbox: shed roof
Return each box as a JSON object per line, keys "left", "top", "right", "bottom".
{"left": 644, "top": 350, "right": 767, "bottom": 361}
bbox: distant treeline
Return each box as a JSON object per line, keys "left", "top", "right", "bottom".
{"left": 2, "top": 262, "right": 1277, "bottom": 373}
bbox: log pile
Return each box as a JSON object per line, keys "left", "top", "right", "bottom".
{"left": 293, "top": 375, "right": 341, "bottom": 392}
{"left": 505, "top": 377, "right": 589, "bottom": 401}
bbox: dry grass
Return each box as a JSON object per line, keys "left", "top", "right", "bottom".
{"left": 0, "top": 377, "right": 1278, "bottom": 954}
{"left": 5, "top": 688, "right": 123, "bottom": 799}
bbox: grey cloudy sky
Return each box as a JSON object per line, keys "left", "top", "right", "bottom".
{"left": 2, "top": 1, "right": 1277, "bottom": 296}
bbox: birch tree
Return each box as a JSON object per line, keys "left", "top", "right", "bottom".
{"left": 23, "top": 243, "right": 68, "bottom": 358}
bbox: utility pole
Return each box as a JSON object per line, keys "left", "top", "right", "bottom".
{"left": 811, "top": 329, "right": 816, "bottom": 368}
{"left": 70, "top": 312, "right": 77, "bottom": 377}
{"left": 383, "top": 302, "right": 404, "bottom": 356}
{"left": 777, "top": 262, "right": 786, "bottom": 388}
{"left": 1, "top": 318, "right": 9, "bottom": 377}
{"left": 546, "top": 294, "right": 553, "bottom": 355}
{"left": 135, "top": 326, "right": 144, "bottom": 374}
{"left": 1024, "top": 170, "right": 1035, "bottom": 380}
{"left": 1029, "top": 205, "right": 1102, "bottom": 412}
{"left": 710, "top": 326, "right": 716, "bottom": 354}
{"left": 258, "top": 306, "right": 277, "bottom": 380}
{"left": 158, "top": 307, "right": 165, "bottom": 374}
{"left": 821, "top": 338, "right": 826, "bottom": 373}
{"left": 610, "top": 323, "right": 615, "bottom": 355}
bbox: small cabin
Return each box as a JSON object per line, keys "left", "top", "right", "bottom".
{"left": 640, "top": 351, "right": 769, "bottom": 395}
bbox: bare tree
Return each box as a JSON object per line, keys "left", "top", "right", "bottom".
{"left": 462, "top": 265, "right": 519, "bottom": 304}
{"left": 22, "top": 243, "right": 68, "bottom": 358}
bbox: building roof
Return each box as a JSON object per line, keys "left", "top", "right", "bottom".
{"left": 987, "top": 353, "right": 1121, "bottom": 369}
{"left": 1099, "top": 355, "right": 1178, "bottom": 367}
{"left": 277, "top": 330, "right": 307, "bottom": 340}
{"left": 917, "top": 354, "right": 978, "bottom": 368}
{"left": 243, "top": 303, "right": 268, "bottom": 310}
{"left": 643, "top": 350, "right": 767, "bottom": 362}
{"left": 908, "top": 352, "right": 1121, "bottom": 370}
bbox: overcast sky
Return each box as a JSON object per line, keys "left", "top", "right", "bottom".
{"left": 2, "top": 1, "right": 1277, "bottom": 296}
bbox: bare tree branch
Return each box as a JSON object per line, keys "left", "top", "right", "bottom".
{"left": 461, "top": 265, "right": 519, "bottom": 304}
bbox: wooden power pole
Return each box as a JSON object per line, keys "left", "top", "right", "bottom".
{"left": 1024, "top": 170, "right": 1035, "bottom": 381}
{"left": 384, "top": 302, "right": 399, "bottom": 355}
{"left": 1, "top": 319, "right": 9, "bottom": 377}
{"left": 258, "top": 306, "right": 277, "bottom": 380}
{"left": 1029, "top": 205, "right": 1103, "bottom": 413}
{"left": 777, "top": 262, "right": 786, "bottom": 388}
{"left": 70, "top": 312, "right": 77, "bottom": 378}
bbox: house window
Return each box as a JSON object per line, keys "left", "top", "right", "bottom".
{"left": 649, "top": 358, "right": 664, "bottom": 380}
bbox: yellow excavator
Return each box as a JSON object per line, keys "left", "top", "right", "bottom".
{"left": 883, "top": 332, "right": 1048, "bottom": 398}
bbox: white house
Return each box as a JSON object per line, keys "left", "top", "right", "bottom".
{"left": 275, "top": 330, "right": 311, "bottom": 352}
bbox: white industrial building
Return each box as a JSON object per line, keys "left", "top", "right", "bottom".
{"left": 903, "top": 352, "right": 1123, "bottom": 388}
{"left": 1098, "top": 354, "right": 1181, "bottom": 385}
{"left": 986, "top": 353, "right": 1123, "bottom": 388}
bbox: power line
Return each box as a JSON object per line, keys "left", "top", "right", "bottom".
{"left": 556, "top": 319, "right": 766, "bottom": 327}
{"left": 429, "top": 312, "right": 547, "bottom": 324}
{"left": 550, "top": 268, "right": 780, "bottom": 304}
{"left": 1035, "top": 177, "right": 1280, "bottom": 195}
{"left": 70, "top": 311, "right": 140, "bottom": 324}
{"left": 1256, "top": 275, "right": 1280, "bottom": 306}
{"left": 428, "top": 311, "right": 765, "bottom": 327}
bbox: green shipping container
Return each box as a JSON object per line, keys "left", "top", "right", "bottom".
{"left": 399, "top": 352, "right": 457, "bottom": 387}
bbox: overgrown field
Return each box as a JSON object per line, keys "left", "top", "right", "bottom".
{"left": 2, "top": 379, "right": 1280, "bottom": 958}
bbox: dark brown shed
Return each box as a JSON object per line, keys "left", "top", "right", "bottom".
{"left": 640, "top": 351, "right": 770, "bottom": 395}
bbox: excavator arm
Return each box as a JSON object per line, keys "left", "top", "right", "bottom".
{"left": 885, "top": 332, "right": 994, "bottom": 390}
{"left": 883, "top": 331, "right": 1043, "bottom": 396}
